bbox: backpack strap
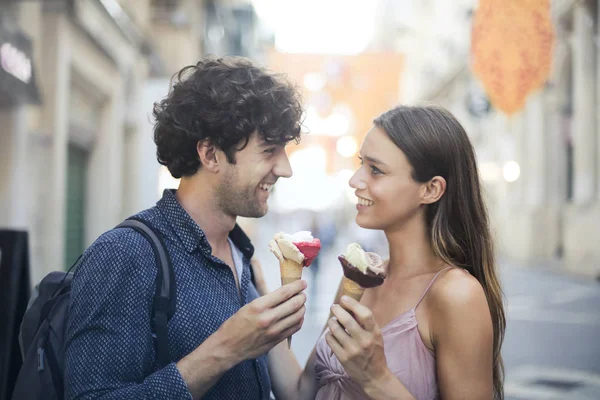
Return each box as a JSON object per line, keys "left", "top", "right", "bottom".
{"left": 42, "top": 338, "right": 64, "bottom": 397}
{"left": 116, "top": 218, "right": 176, "bottom": 368}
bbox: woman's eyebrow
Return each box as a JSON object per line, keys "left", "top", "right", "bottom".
{"left": 363, "top": 155, "right": 387, "bottom": 167}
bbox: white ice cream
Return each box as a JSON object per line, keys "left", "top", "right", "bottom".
{"left": 344, "top": 243, "right": 385, "bottom": 275}
{"left": 344, "top": 243, "right": 369, "bottom": 273}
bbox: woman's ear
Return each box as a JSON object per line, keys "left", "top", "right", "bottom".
{"left": 421, "top": 176, "right": 446, "bottom": 205}
{"left": 197, "top": 139, "right": 220, "bottom": 173}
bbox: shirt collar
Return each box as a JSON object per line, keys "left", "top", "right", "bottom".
{"left": 157, "top": 189, "right": 254, "bottom": 259}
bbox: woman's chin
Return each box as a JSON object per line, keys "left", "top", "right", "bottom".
{"left": 355, "top": 215, "right": 379, "bottom": 230}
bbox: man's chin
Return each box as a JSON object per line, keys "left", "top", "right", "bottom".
{"left": 251, "top": 209, "right": 268, "bottom": 218}
{"left": 238, "top": 205, "right": 268, "bottom": 219}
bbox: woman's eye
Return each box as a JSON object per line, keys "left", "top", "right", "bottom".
{"left": 264, "top": 147, "right": 277, "bottom": 154}
{"left": 358, "top": 156, "right": 382, "bottom": 175}
{"left": 370, "top": 165, "right": 382, "bottom": 175}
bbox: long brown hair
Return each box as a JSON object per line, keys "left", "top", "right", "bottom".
{"left": 374, "top": 105, "right": 506, "bottom": 399}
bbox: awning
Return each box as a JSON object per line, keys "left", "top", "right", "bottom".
{"left": 0, "top": 23, "right": 42, "bottom": 107}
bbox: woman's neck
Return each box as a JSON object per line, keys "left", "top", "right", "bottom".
{"left": 384, "top": 215, "right": 444, "bottom": 279}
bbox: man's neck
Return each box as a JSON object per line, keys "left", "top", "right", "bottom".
{"left": 175, "top": 177, "right": 236, "bottom": 251}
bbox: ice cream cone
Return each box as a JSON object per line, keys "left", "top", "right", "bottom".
{"left": 270, "top": 231, "right": 321, "bottom": 350}
{"left": 279, "top": 258, "right": 303, "bottom": 348}
{"left": 342, "top": 276, "right": 365, "bottom": 302}
{"left": 279, "top": 258, "right": 303, "bottom": 285}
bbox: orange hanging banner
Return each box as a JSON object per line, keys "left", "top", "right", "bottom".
{"left": 471, "top": 0, "right": 555, "bottom": 115}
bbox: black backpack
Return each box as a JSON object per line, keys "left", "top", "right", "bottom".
{"left": 11, "top": 218, "right": 176, "bottom": 400}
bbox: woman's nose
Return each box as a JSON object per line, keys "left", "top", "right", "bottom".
{"left": 349, "top": 169, "right": 366, "bottom": 190}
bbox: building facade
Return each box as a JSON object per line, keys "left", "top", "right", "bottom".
{"left": 0, "top": 0, "right": 166, "bottom": 285}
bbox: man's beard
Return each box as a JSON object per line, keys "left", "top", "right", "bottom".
{"left": 216, "top": 167, "right": 266, "bottom": 218}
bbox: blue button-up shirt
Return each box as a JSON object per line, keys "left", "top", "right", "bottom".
{"left": 65, "top": 189, "right": 271, "bottom": 399}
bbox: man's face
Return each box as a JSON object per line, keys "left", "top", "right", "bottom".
{"left": 216, "top": 132, "right": 293, "bottom": 218}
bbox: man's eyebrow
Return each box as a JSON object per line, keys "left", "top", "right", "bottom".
{"left": 257, "top": 140, "right": 273, "bottom": 148}
{"left": 258, "top": 139, "right": 281, "bottom": 147}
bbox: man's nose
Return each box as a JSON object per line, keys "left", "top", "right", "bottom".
{"left": 273, "top": 150, "right": 293, "bottom": 178}
{"left": 349, "top": 168, "right": 366, "bottom": 190}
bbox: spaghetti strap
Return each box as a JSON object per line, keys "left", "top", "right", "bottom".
{"left": 415, "top": 266, "right": 453, "bottom": 309}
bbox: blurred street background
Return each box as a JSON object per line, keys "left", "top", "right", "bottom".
{"left": 1, "top": 0, "right": 599, "bottom": 399}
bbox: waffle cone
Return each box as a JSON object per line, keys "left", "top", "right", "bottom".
{"left": 279, "top": 258, "right": 303, "bottom": 285}
{"left": 342, "top": 276, "right": 365, "bottom": 302}
{"left": 279, "top": 258, "right": 304, "bottom": 349}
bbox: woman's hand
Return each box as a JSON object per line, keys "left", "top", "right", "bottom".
{"left": 326, "top": 295, "right": 392, "bottom": 390}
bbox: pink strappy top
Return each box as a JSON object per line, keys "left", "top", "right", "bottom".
{"left": 314, "top": 266, "right": 453, "bottom": 400}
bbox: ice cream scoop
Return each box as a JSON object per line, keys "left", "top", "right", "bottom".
{"left": 338, "top": 243, "right": 386, "bottom": 301}
{"left": 269, "top": 231, "right": 321, "bottom": 346}
{"left": 269, "top": 231, "right": 321, "bottom": 282}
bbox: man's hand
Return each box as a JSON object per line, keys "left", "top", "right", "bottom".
{"left": 220, "top": 279, "right": 307, "bottom": 361}
{"left": 177, "top": 279, "right": 307, "bottom": 398}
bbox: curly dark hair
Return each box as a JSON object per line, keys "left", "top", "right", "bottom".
{"left": 153, "top": 56, "right": 304, "bottom": 178}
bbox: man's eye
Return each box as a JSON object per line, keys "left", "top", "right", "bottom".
{"left": 264, "top": 147, "right": 277, "bottom": 154}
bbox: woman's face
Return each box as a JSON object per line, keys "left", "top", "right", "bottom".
{"left": 349, "top": 125, "right": 424, "bottom": 231}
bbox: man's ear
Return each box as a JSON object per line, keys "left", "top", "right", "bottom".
{"left": 421, "top": 176, "right": 446, "bottom": 205}
{"left": 197, "top": 139, "right": 220, "bottom": 173}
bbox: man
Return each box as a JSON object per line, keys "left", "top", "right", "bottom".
{"left": 64, "top": 57, "right": 307, "bottom": 399}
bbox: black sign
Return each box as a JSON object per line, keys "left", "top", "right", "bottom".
{"left": 0, "top": 230, "right": 31, "bottom": 400}
{"left": 0, "top": 23, "right": 41, "bottom": 107}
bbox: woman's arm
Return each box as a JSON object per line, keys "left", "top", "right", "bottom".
{"left": 269, "top": 281, "right": 343, "bottom": 400}
{"left": 267, "top": 340, "right": 309, "bottom": 400}
{"left": 253, "top": 256, "right": 345, "bottom": 400}
{"left": 429, "top": 271, "right": 495, "bottom": 400}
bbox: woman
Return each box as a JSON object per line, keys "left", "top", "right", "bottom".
{"left": 314, "top": 105, "right": 506, "bottom": 400}
{"left": 257, "top": 105, "right": 505, "bottom": 400}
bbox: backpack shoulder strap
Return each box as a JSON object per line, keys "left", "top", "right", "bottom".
{"left": 116, "top": 217, "right": 175, "bottom": 368}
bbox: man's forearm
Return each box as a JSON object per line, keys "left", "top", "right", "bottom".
{"left": 176, "top": 332, "right": 240, "bottom": 399}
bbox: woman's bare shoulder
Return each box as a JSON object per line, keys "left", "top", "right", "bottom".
{"left": 428, "top": 267, "right": 489, "bottom": 316}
